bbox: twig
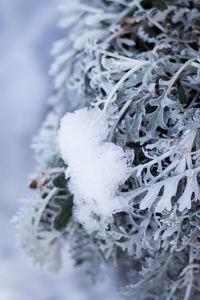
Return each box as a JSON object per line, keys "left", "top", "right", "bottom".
{"left": 34, "top": 187, "right": 58, "bottom": 238}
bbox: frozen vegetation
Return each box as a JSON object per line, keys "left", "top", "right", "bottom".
{"left": 13, "top": 0, "right": 200, "bottom": 299}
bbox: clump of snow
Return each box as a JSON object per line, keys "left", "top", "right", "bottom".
{"left": 58, "top": 107, "right": 133, "bottom": 232}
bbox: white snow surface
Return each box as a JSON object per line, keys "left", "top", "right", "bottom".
{"left": 58, "top": 107, "right": 133, "bottom": 232}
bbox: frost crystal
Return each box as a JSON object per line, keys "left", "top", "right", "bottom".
{"left": 58, "top": 107, "right": 133, "bottom": 232}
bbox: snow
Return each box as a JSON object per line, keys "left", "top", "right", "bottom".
{"left": 58, "top": 107, "right": 133, "bottom": 232}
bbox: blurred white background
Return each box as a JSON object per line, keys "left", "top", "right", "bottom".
{"left": 0, "top": 1, "right": 121, "bottom": 299}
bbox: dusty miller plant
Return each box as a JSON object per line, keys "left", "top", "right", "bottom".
{"left": 14, "top": 0, "right": 200, "bottom": 299}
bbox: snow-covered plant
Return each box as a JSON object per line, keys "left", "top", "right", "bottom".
{"left": 14, "top": 0, "right": 200, "bottom": 299}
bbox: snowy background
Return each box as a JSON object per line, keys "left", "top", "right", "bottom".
{"left": 0, "top": 1, "right": 120, "bottom": 299}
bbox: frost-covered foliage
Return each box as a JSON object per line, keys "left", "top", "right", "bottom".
{"left": 14, "top": 0, "right": 200, "bottom": 299}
